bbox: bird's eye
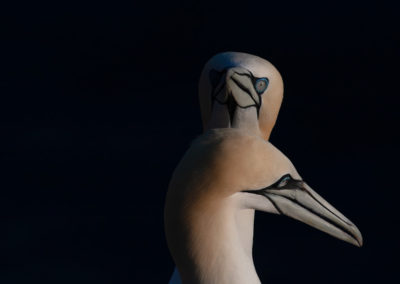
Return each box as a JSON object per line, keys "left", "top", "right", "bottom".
{"left": 254, "top": 78, "right": 269, "bottom": 94}
{"left": 277, "top": 175, "right": 291, "bottom": 188}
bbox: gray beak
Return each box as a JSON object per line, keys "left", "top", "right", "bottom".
{"left": 251, "top": 182, "right": 363, "bottom": 247}
{"left": 212, "top": 67, "right": 261, "bottom": 121}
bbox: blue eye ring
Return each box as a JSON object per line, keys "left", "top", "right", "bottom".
{"left": 254, "top": 78, "right": 269, "bottom": 94}
{"left": 278, "top": 175, "right": 291, "bottom": 188}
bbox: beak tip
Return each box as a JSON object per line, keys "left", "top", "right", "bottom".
{"left": 352, "top": 229, "right": 363, "bottom": 247}
{"left": 357, "top": 237, "right": 363, "bottom": 247}
{"left": 347, "top": 236, "right": 363, "bottom": 247}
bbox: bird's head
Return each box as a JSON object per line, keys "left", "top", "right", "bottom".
{"left": 200, "top": 130, "right": 363, "bottom": 247}
{"left": 229, "top": 136, "right": 364, "bottom": 248}
{"left": 199, "top": 52, "right": 283, "bottom": 140}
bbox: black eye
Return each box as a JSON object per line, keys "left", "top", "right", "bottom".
{"left": 254, "top": 78, "right": 269, "bottom": 94}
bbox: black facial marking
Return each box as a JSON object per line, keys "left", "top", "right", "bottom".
{"left": 241, "top": 174, "right": 358, "bottom": 243}
{"left": 301, "top": 187, "right": 353, "bottom": 227}
{"left": 241, "top": 174, "right": 303, "bottom": 197}
{"left": 234, "top": 71, "right": 269, "bottom": 95}
{"left": 231, "top": 76, "right": 253, "bottom": 97}
{"left": 243, "top": 174, "right": 351, "bottom": 225}
{"left": 208, "top": 68, "right": 269, "bottom": 119}
{"left": 230, "top": 75, "right": 262, "bottom": 117}
{"left": 269, "top": 191, "right": 357, "bottom": 242}
{"left": 264, "top": 174, "right": 304, "bottom": 190}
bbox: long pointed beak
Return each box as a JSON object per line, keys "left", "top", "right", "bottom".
{"left": 226, "top": 68, "right": 260, "bottom": 109}
{"left": 257, "top": 183, "right": 363, "bottom": 247}
{"left": 212, "top": 67, "right": 262, "bottom": 126}
{"left": 213, "top": 67, "right": 260, "bottom": 109}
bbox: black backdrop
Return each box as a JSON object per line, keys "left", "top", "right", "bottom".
{"left": 1, "top": 1, "right": 399, "bottom": 283}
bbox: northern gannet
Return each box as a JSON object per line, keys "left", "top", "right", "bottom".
{"left": 164, "top": 52, "right": 362, "bottom": 284}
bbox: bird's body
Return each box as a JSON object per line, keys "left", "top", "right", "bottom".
{"left": 165, "top": 129, "right": 284, "bottom": 283}
{"left": 165, "top": 52, "right": 362, "bottom": 284}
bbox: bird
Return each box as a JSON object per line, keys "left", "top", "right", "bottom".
{"left": 164, "top": 52, "right": 363, "bottom": 284}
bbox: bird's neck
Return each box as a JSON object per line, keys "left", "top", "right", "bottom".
{"left": 232, "top": 107, "right": 262, "bottom": 137}
{"left": 182, "top": 197, "right": 261, "bottom": 284}
{"left": 206, "top": 103, "right": 262, "bottom": 137}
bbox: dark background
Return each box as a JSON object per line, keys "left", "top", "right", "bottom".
{"left": 1, "top": 1, "right": 399, "bottom": 283}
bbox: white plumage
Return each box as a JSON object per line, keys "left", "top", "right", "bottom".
{"left": 165, "top": 52, "right": 362, "bottom": 284}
